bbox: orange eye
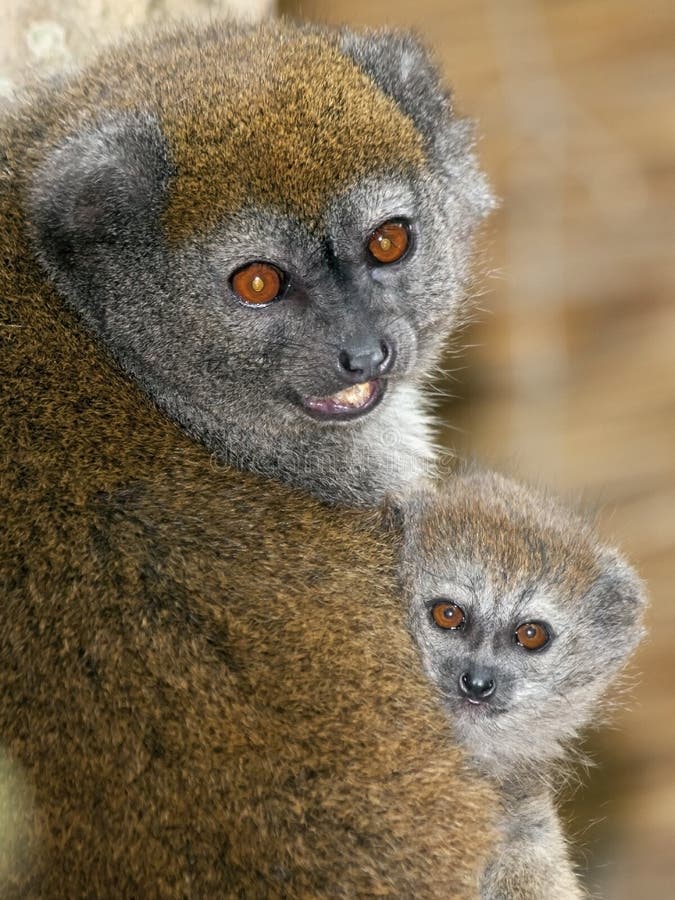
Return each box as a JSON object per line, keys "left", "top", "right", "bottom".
{"left": 367, "top": 221, "right": 410, "bottom": 264}
{"left": 431, "top": 601, "right": 466, "bottom": 631}
{"left": 515, "top": 622, "right": 551, "bottom": 651}
{"left": 231, "top": 262, "right": 284, "bottom": 305}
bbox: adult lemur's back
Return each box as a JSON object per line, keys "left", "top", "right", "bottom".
{"left": 0, "top": 20, "right": 495, "bottom": 897}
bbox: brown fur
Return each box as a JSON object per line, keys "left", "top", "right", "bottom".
{"left": 413, "top": 471, "right": 604, "bottom": 606}
{"left": 0, "top": 20, "right": 495, "bottom": 898}
{"left": 3, "top": 21, "right": 426, "bottom": 241}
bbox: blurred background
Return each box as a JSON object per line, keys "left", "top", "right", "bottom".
{"left": 2, "top": 0, "right": 673, "bottom": 895}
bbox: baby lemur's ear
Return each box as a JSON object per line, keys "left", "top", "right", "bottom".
{"left": 379, "top": 493, "right": 406, "bottom": 534}
{"left": 592, "top": 550, "right": 648, "bottom": 655}
{"left": 380, "top": 481, "right": 438, "bottom": 537}
{"left": 29, "top": 113, "right": 171, "bottom": 276}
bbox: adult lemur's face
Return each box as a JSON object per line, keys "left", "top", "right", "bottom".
{"left": 402, "top": 474, "right": 646, "bottom": 776}
{"left": 168, "top": 172, "right": 467, "bottom": 428}
{"left": 28, "top": 23, "right": 493, "bottom": 502}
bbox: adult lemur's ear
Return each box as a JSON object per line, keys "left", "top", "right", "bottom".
{"left": 28, "top": 113, "right": 171, "bottom": 275}
{"left": 341, "top": 29, "right": 495, "bottom": 219}
{"left": 340, "top": 29, "right": 452, "bottom": 136}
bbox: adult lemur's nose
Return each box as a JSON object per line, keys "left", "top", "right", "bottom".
{"left": 459, "top": 669, "right": 496, "bottom": 701}
{"left": 337, "top": 339, "right": 395, "bottom": 383}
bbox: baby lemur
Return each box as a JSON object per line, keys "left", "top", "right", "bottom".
{"left": 25, "top": 19, "right": 493, "bottom": 507}
{"left": 398, "top": 470, "right": 646, "bottom": 899}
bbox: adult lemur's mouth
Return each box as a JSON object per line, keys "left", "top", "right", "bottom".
{"left": 301, "top": 379, "right": 385, "bottom": 421}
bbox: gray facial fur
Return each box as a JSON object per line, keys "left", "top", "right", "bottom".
{"left": 398, "top": 470, "right": 646, "bottom": 898}
{"left": 26, "top": 26, "right": 493, "bottom": 507}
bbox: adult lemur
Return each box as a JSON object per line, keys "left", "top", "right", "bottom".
{"left": 399, "top": 471, "right": 646, "bottom": 899}
{"left": 0, "top": 19, "right": 497, "bottom": 898}
{"left": 24, "top": 19, "right": 493, "bottom": 506}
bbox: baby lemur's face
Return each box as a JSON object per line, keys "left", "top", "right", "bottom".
{"left": 401, "top": 474, "right": 646, "bottom": 775}
{"left": 28, "top": 23, "right": 493, "bottom": 504}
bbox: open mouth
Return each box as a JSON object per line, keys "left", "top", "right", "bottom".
{"left": 459, "top": 698, "right": 506, "bottom": 717}
{"left": 301, "top": 379, "right": 385, "bottom": 421}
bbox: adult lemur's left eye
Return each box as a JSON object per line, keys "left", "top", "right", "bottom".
{"left": 367, "top": 221, "right": 410, "bottom": 264}
{"left": 230, "top": 261, "right": 285, "bottom": 305}
{"left": 514, "top": 622, "right": 551, "bottom": 651}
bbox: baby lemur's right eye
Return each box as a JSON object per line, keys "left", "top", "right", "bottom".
{"left": 430, "top": 601, "right": 466, "bottom": 631}
{"left": 367, "top": 221, "right": 411, "bottom": 265}
{"left": 230, "top": 262, "right": 286, "bottom": 306}
{"left": 514, "top": 622, "right": 551, "bottom": 652}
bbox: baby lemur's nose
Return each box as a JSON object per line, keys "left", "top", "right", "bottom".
{"left": 337, "top": 339, "right": 395, "bottom": 383}
{"left": 459, "top": 669, "right": 496, "bottom": 701}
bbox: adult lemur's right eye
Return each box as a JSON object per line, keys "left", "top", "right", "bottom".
{"left": 367, "top": 220, "right": 410, "bottom": 264}
{"left": 430, "top": 601, "right": 466, "bottom": 631}
{"left": 231, "top": 262, "right": 285, "bottom": 306}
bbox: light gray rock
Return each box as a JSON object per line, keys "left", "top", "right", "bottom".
{"left": 0, "top": 0, "right": 275, "bottom": 95}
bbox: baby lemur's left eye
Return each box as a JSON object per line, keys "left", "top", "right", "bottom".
{"left": 514, "top": 622, "right": 551, "bottom": 652}
{"left": 430, "top": 601, "right": 466, "bottom": 631}
{"left": 367, "top": 221, "right": 410, "bottom": 265}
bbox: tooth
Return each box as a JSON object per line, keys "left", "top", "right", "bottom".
{"left": 334, "top": 382, "right": 370, "bottom": 406}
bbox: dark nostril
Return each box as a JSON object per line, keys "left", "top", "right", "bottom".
{"left": 459, "top": 671, "right": 496, "bottom": 700}
{"left": 480, "top": 678, "right": 495, "bottom": 698}
{"left": 378, "top": 339, "right": 395, "bottom": 375}
{"left": 338, "top": 349, "right": 359, "bottom": 375}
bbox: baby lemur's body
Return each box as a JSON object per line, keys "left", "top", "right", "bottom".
{"left": 400, "top": 471, "right": 646, "bottom": 899}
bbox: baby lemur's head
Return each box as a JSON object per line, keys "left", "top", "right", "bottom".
{"left": 399, "top": 471, "right": 646, "bottom": 778}
{"left": 25, "top": 20, "right": 493, "bottom": 505}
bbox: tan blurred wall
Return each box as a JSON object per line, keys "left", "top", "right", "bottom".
{"left": 0, "top": 0, "right": 274, "bottom": 96}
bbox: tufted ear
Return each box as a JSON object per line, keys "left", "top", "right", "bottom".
{"left": 590, "top": 549, "right": 648, "bottom": 662}
{"left": 340, "top": 29, "right": 451, "bottom": 136}
{"left": 600, "top": 552, "right": 648, "bottom": 618}
{"left": 341, "top": 29, "right": 495, "bottom": 219}
{"left": 28, "top": 113, "right": 171, "bottom": 276}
